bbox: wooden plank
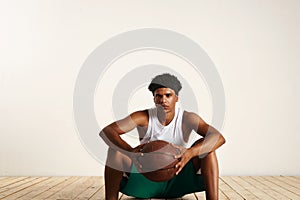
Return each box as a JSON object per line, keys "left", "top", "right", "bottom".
{"left": 31, "top": 176, "right": 79, "bottom": 199}
{"left": 0, "top": 177, "right": 38, "bottom": 195}
{"left": 0, "top": 177, "right": 37, "bottom": 193}
{"left": 222, "top": 176, "right": 255, "bottom": 199}
{"left": 218, "top": 179, "right": 229, "bottom": 200}
{"left": 0, "top": 177, "right": 29, "bottom": 189}
{"left": 279, "top": 176, "right": 300, "bottom": 185}
{"left": 194, "top": 191, "right": 205, "bottom": 200}
{"left": 263, "top": 176, "right": 300, "bottom": 199}
{"left": 251, "top": 176, "right": 292, "bottom": 200}
{"left": 219, "top": 177, "right": 244, "bottom": 199}
{"left": 75, "top": 176, "right": 103, "bottom": 200}
{"left": 219, "top": 190, "right": 229, "bottom": 200}
{"left": 15, "top": 176, "right": 69, "bottom": 200}
{"left": 231, "top": 176, "right": 274, "bottom": 200}
{"left": 0, "top": 177, "right": 10, "bottom": 181}
{"left": 289, "top": 176, "right": 300, "bottom": 184}
{"left": 2, "top": 177, "right": 52, "bottom": 200}
{"left": 280, "top": 176, "right": 300, "bottom": 192}
{"left": 183, "top": 193, "right": 197, "bottom": 199}
{"left": 224, "top": 176, "right": 258, "bottom": 199}
{"left": 119, "top": 193, "right": 135, "bottom": 200}
{"left": 195, "top": 189, "right": 230, "bottom": 200}
{"left": 0, "top": 176, "right": 299, "bottom": 200}
{"left": 240, "top": 176, "right": 275, "bottom": 200}
{"left": 88, "top": 184, "right": 105, "bottom": 200}
{"left": 195, "top": 188, "right": 228, "bottom": 200}
{"left": 0, "top": 177, "right": 49, "bottom": 199}
{"left": 45, "top": 176, "right": 93, "bottom": 199}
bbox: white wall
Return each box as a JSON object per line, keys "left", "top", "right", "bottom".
{"left": 1, "top": 0, "right": 299, "bottom": 176}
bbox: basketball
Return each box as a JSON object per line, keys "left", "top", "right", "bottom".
{"left": 133, "top": 140, "right": 181, "bottom": 182}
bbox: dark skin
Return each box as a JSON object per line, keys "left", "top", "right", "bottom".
{"left": 100, "top": 88, "right": 226, "bottom": 200}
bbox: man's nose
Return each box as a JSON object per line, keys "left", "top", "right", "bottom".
{"left": 161, "top": 96, "right": 167, "bottom": 103}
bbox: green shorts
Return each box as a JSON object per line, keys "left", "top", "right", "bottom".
{"left": 120, "top": 160, "right": 205, "bottom": 198}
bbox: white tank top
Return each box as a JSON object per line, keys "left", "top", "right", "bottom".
{"left": 140, "top": 107, "right": 189, "bottom": 148}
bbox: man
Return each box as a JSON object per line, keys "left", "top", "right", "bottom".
{"left": 100, "top": 73, "right": 225, "bottom": 200}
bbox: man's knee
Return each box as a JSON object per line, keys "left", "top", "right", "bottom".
{"left": 106, "top": 147, "right": 125, "bottom": 164}
{"left": 192, "top": 150, "right": 218, "bottom": 172}
{"left": 106, "top": 147, "right": 131, "bottom": 171}
{"left": 203, "top": 151, "right": 217, "bottom": 160}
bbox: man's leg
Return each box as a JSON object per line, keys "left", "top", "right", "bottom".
{"left": 192, "top": 151, "right": 219, "bottom": 200}
{"left": 200, "top": 151, "right": 219, "bottom": 200}
{"left": 191, "top": 138, "right": 219, "bottom": 200}
{"left": 105, "top": 147, "right": 131, "bottom": 200}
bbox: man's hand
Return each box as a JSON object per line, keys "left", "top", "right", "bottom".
{"left": 173, "top": 144, "right": 194, "bottom": 175}
{"left": 129, "top": 143, "right": 147, "bottom": 172}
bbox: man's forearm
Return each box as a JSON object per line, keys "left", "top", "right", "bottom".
{"left": 190, "top": 129, "right": 225, "bottom": 158}
{"left": 99, "top": 127, "right": 133, "bottom": 154}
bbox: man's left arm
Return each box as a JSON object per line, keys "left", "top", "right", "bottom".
{"left": 175, "top": 112, "right": 226, "bottom": 174}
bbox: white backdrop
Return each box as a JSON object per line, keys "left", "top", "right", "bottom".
{"left": 1, "top": 0, "right": 300, "bottom": 176}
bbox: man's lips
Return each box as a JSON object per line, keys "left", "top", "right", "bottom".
{"left": 157, "top": 104, "right": 169, "bottom": 109}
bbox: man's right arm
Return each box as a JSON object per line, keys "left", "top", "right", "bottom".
{"left": 99, "top": 110, "right": 148, "bottom": 155}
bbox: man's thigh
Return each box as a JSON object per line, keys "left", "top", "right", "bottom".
{"left": 106, "top": 147, "right": 132, "bottom": 172}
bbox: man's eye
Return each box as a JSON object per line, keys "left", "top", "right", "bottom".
{"left": 166, "top": 94, "right": 171, "bottom": 97}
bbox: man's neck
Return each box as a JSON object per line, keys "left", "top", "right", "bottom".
{"left": 157, "top": 108, "right": 176, "bottom": 126}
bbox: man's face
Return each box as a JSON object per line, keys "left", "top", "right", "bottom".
{"left": 153, "top": 88, "right": 178, "bottom": 113}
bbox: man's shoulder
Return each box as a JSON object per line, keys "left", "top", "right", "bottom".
{"left": 182, "top": 110, "right": 199, "bottom": 118}
{"left": 182, "top": 110, "right": 201, "bottom": 125}
{"left": 130, "top": 109, "right": 149, "bottom": 126}
{"left": 131, "top": 109, "right": 149, "bottom": 117}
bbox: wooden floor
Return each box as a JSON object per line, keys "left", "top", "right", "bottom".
{"left": 0, "top": 176, "right": 299, "bottom": 199}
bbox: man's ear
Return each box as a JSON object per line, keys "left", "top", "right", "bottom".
{"left": 176, "top": 95, "right": 178, "bottom": 102}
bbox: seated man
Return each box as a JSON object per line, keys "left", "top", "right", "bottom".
{"left": 100, "top": 73, "right": 225, "bottom": 200}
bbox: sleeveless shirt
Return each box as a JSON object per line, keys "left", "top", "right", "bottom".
{"left": 140, "top": 106, "right": 189, "bottom": 148}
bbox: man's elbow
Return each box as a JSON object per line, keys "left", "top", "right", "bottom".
{"left": 99, "top": 127, "right": 108, "bottom": 139}
{"left": 99, "top": 130, "right": 104, "bottom": 138}
{"left": 220, "top": 134, "right": 226, "bottom": 145}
